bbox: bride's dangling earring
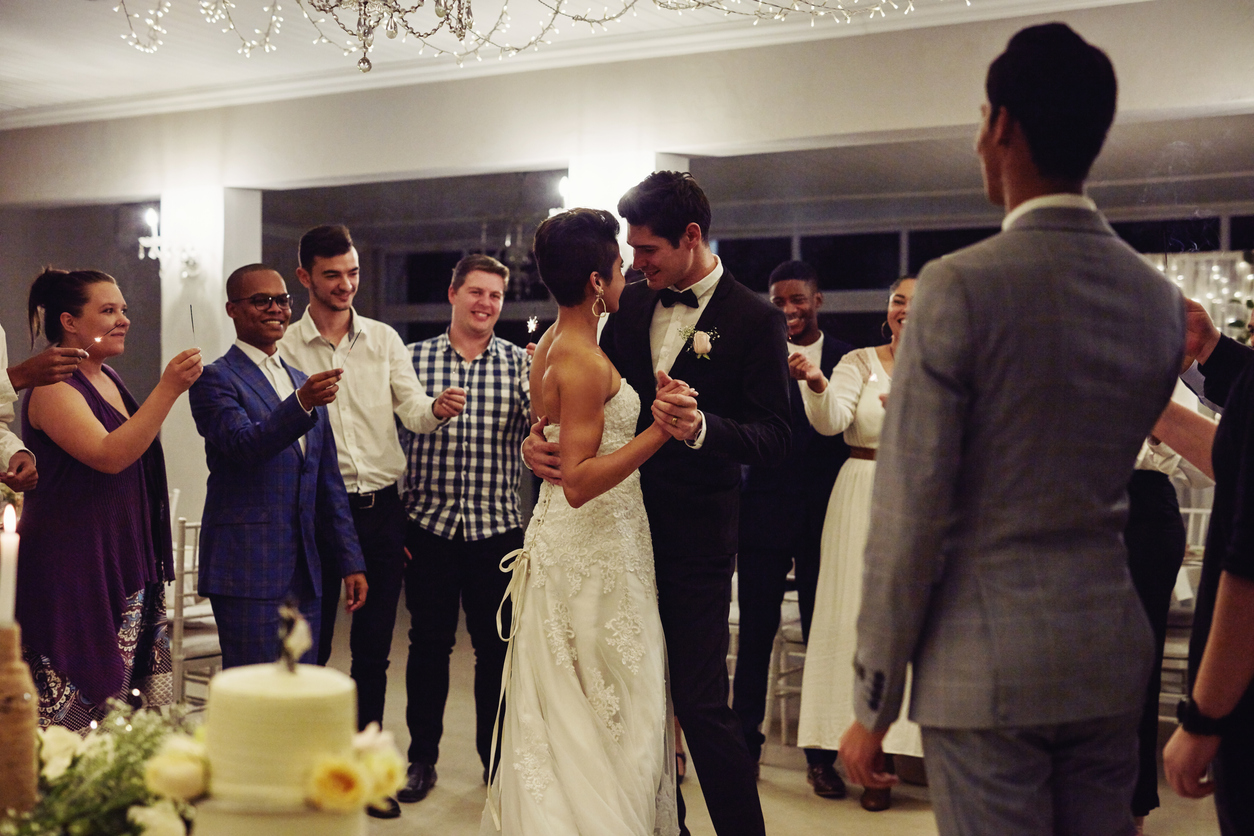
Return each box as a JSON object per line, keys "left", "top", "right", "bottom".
{"left": 592, "top": 289, "right": 608, "bottom": 319}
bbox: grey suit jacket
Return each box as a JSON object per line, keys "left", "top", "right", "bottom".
{"left": 853, "top": 206, "right": 1184, "bottom": 731}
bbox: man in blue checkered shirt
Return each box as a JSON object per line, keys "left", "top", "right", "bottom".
{"left": 397, "top": 253, "right": 531, "bottom": 804}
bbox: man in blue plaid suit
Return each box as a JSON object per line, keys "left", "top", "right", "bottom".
{"left": 190, "top": 264, "right": 368, "bottom": 668}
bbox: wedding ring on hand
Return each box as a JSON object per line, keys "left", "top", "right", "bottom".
{"left": 671, "top": 416, "right": 679, "bottom": 426}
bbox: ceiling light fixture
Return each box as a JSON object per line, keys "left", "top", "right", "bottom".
{"left": 111, "top": 0, "right": 966, "bottom": 71}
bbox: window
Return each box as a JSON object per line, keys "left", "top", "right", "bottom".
{"left": 1231, "top": 215, "right": 1254, "bottom": 252}
{"left": 907, "top": 228, "right": 998, "bottom": 274}
{"left": 1111, "top": 218, "right": 1221, "bottom": 254}
{"left": 714, "top": 237, "right": 792, "bottom": 292}
{"left": 800, "top": 233, "right": 900, "bottom": 290}
{"left": 404, "top": 251, "right": 464, "bottom": 303}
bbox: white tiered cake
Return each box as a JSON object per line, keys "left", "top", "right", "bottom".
{"left": 195, "top": 663, "right": 366, "bottom": 836}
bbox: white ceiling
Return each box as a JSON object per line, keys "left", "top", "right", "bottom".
{"left": 3, "top": 0, "right": 1252, "bottom": 231}
{"left": 2, "top": 0, "right": 1149, "bottom": 129}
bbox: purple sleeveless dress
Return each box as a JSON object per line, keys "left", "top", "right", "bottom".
{"left": 16, "top": 365, "right": 174, "bottom": 729}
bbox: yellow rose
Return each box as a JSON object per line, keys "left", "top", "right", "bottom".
{"left": 144, "top": 735, "right": 208, "bottom": 801}
{"left": 307, "top": 756, "right": 369, "bottom": 812}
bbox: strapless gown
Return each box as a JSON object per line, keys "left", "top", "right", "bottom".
{"left": 483, "top": 382, "right": 678, "bottom": 836}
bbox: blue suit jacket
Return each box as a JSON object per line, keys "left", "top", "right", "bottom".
{"left": 189, "top": 345, "right": 365, "bottom": 600}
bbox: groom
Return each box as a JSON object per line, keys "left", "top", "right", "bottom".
{"left": 527, "top": 171, "right": 791, "bottom": 835}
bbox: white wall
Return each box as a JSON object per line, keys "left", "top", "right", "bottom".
{"left": 2, "top": 0, "right": 1252, "bottom": 207}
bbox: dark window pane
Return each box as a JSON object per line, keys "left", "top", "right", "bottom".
{"left": 819, "top": 312, "right": 890, "bottom": 350}
{"left": 405, "top": 321, "right": 448, "bottom": 344}
{"left": 801, "top": 233, "right": 900, "bottom": 291}
{"left": 908, "top": 228, "right": 999, "bottom": 274}
{"left": 1231, "top": 216, "right": 1254, "bottom": 252}
{"left": 715, "top": 238, "right": 792, "bottom": 292}
{"left": 406, "top": 251, "right": 464, "bottom": 303}
{"left": 1111, "top": 218, "right": 1220, "bottom": 254}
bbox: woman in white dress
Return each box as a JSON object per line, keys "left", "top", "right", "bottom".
{"left": 483, "top": 208, "right": 681, "bottom": 836}
{"left": 794, "top": 277, "right": 921, "bottom": 812}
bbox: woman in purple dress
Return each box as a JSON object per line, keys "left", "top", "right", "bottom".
{"left": 17, "top": 269, "right": 201, "bottom": 731}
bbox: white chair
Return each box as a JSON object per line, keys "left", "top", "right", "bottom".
{"left": 726, "top": 570, "right": 740, "bottom": 692}
{"left": 170, "top": 518, "right": 220, "bottom": 704}
{"left": 762, "top": 591, "right": 806, "bottom": 746}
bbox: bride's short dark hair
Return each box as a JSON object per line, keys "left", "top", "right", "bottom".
{"left": 533, "top": 208, "right": 621, "bottom": 307}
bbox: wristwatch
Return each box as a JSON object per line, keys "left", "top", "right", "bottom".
{"left": 1177, "top": 696, "right": 1229, "bottom": 736}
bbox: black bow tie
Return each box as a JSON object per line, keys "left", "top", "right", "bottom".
{"left": 659, "top": 288, "right": 699, "bottom": 309}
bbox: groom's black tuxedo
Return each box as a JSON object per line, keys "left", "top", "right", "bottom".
{"left": 602, "top": 273, "right": 792, "bottom": 554}
{"left": 600, "top": 269, "right": 790, "bottom": 836}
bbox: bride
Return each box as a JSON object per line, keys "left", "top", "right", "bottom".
{"left": 482, "top": 208, "right": 681, "bottom": 836}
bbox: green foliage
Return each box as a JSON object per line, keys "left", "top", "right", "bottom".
{"left": 2, "top": 702, "right": 195, "bottom": 836}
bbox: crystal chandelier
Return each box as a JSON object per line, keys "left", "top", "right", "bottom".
{"left": 111, "top": 0, "right": 967, "bottom": 71}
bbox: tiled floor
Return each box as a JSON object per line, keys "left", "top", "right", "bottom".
{"left": 323, "top": 601, "right": 1220, "bottom": 836}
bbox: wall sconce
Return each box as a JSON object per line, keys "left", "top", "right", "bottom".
{"left": 137, "top": 208, "right": 202, "bottom": 280}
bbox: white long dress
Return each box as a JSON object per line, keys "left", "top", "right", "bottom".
{"left": 482, "top": 382, "right": 679, "bottom": 836}
{"left": 795, "top": 347, "right": 923, "bottom": 758}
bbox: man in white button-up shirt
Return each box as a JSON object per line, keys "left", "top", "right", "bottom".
{"left": 278, "top": 226, "right": 464, "bottom": 820}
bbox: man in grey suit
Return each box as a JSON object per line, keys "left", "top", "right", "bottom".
{"left": 838, "top": 23, "right": 1184, "bottom": 835}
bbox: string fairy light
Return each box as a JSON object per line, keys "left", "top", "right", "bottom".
{"left": 111, "top": 0, "right": 967, "bottom": 69}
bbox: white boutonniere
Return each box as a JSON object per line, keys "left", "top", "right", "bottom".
{"left": 678, "top": 326, "right": 719, "bottom": 359}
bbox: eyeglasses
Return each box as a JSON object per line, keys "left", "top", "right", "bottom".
{"left": 229, "top": 293, "right": 293, "bottom": 310}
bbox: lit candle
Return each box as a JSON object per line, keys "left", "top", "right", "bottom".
{"left": 0, "top": 505, "right": 17, "bottom": 626}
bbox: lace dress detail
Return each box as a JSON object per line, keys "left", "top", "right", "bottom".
{"left": 484, "top": 382, "right": 679, "bottom": 836}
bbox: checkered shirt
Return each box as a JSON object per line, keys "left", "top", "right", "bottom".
{"left": 402, "top": 330, "right": 532, "bottom": 541}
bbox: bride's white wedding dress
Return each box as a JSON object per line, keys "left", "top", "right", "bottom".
{"left": 482, "top": 381, "right": 679, "bottom": 836}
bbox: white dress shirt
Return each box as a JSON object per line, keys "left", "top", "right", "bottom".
{"left": 1002, "top": 192, "right": 1098, "bottom": 230}
{"left": 279, "top": 310, "right": 443, "bottom": 493}
{"left": 648, "top": 259, "right": 723, "bottom": 449}
{"left": 787, "top": 333, "right": 825, "bottom": 398}
{"left": 0, "top": 325, "right": 31, "bottom": 470}
{"left": 234, "top": 338, "right": 307, "bottom": 456}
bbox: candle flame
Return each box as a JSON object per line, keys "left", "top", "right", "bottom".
{"left": 3, "top": 504, "right": 14, "bottom": 532}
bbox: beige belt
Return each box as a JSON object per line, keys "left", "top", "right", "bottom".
{"left": 848, "top": 446, "right": 876, "bottom": 461}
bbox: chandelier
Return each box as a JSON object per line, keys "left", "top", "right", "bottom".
{"left": 112, "top": 0, "right": 965, "bottom": 71}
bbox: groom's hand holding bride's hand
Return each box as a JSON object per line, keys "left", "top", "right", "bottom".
{"left": 652, "top": 370, "right": 701, "bottom": 441}
{"left": 523, "top": 416, "right": 563, "bottom": 485}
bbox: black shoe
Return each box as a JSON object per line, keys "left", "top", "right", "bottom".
{"left": 397, "top": 763, "right": 437, "bottom": 803}
{"left": 367, "top": 796, "right": 401, "bottom": 819}
{"left": 807, "top": 763, "right": 847, "bottom": 799}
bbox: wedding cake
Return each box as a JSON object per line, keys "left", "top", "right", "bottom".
{"left": 194, "top": 663, "right": 366, "bottom": 836}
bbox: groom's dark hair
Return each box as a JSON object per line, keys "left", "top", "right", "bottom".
{"left": 533, "top": 208, "right": 621, "bottom": 307}
{"left": 986, "top": 23, "right": 1116, "bottom": 182}
{"left": 617, "top": 171, "right": 711, "bottom": 248}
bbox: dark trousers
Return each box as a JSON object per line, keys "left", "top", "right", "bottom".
{"left": 657, "top": 549, "right": 765, "bottom": 836}
{"left": 732, "top": 493, "right": 835, "bottom": 767}
{"left": 1214, "top": 709, "right": 1254, "bottom": 836}
{"left": 211, "top": 561, "right": 321, "bottom": 669}
{"left": 403, "top": 523, "right": 520, "bottom": 769}
{"left": 316, "top": 486, "right": 407, "bottom": 730}
{"left": 1124, "top": 470, "right": 1185, "bottom": 817}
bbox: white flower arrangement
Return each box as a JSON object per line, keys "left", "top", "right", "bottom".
{"left": 5, "top": 703, "right": 406, "bottom": 834}
{"left": 2, "top": 702, "right": 200, "bottom": 836}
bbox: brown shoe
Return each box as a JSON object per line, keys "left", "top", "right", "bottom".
{"left": 860, "top": 786, "right": 892, "bottom": 812}
{"left": 806, "top": 764, "right": 847, "bottom": 799}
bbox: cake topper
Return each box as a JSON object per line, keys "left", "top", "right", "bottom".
{"left": 277, "top": 602, "right": 312, "bottom": 672}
